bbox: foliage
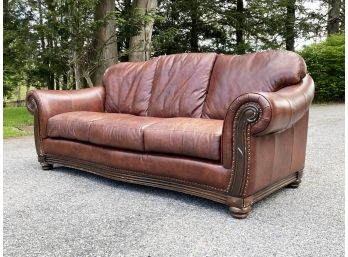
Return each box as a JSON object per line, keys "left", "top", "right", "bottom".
{"left": 153, "top": 0, "right": 254, "bottom": 55}
{"left": 3, "top": 107, "right": 34, "bottom": 138}
{"left": 246, "top": 0, "right": 325, "bottom": 51}
{"left": 300, "top": 34, "right": 344, "bottom": 102}
{"left": 3, "top": 0, "right": 158, "bottom": 96}
{"left": 4, "top": 0, "right": 36, "bottom": 98}
{"left": 3, "top": 0, "right": 345, "bottom": 103}
{"left": 152, "top": 0, "right": 327, "bottom": 55}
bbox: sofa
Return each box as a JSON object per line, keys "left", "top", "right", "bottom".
{"left": 26, "top": 50, "right": 314, "bottom": 218}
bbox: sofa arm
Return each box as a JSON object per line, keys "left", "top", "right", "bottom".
{"left": 26, "top": 86, "right": 105, "bottom": 139}
{"left": 222, "top": 74, "right": 314, "bottom": 169}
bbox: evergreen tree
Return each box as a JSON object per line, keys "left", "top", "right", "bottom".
{"left": 3, "top": 0, "right": 344, "bottom": 98}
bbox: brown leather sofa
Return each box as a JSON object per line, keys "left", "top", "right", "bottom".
{"left": 26, "top": 50, "right": 314, "bottom": 218}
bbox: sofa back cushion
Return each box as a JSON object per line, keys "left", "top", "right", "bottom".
{"left": 103, "top": 58, "right": 158, "bottom": 115}
{"left": 202, "top": 50, "right": 307, "bottom": 119}
{"left": 147, "top": 53, "right": 217, "bottom": 118}
{"left": 103, "top": 51, "right": 306, "bottom": 120}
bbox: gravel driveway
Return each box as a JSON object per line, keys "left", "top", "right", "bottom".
{"left": 4, "top": 104, "right": 344, "bottom": 257}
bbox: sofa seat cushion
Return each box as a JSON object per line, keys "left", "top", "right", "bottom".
{"left": 47, "top": 112, "right": 223, "bottom": 161}
{"left": 47, "top": 111, "right": 161, "bottom": 151}
{"left": 144, "top": 118, "right": 223, "bottom": 161}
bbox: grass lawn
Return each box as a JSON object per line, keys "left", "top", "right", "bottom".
{"left": 4, "top": 107, "right": 33, "bottom": 138}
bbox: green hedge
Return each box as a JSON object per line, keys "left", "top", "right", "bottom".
{"left": 300, "top": 34, "right": 344, "bottom": 102}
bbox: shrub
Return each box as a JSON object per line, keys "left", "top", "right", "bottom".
{"left": 300, "top": 34, "right": 344, "bottom": 102}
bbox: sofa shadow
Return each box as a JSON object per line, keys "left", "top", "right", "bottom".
{"left": 52, "top": 164, "right": 229, "bottom": 215}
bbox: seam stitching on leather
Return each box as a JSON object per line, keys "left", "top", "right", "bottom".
{"left": 146, "top": 57, "right": 161, "bottom": 116}
{"left": 99, "top": 86, "right": 106, "bottom": 112}
{"left": 242, "top": 125, "right": 251, "bottom": 197}
{"left": 200, "top": 53, "right": 218, "bottom": 118}
{"left": 141, "top": 121, "right": 161, "bottom": 151}
{"left": 243, "top": 105, "right": 262, "bottom": 197}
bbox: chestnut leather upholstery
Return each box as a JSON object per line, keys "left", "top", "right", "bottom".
{"left": 147, "top": 53, "right": 217, "bottom": 118}
{"left": 27, "top": 50, "right": 314, "bottom": 215}
{"left": 103, "top": 58, "right": 158, "bottom": 115}
{"left": 26, "top": 86, "right": 105, "bottom": 138}
{"left": 47, "top": 112, "right": 162, "bottom": 152}
{"left": 202, "top": 50, "right": 307, "bottom": 119}
{"left": 222, "top": 74, "right": 315, "bottom": 168}
{"left": 245, "top": 112, "right": 309, "bottom": 195}
{"left": 144, "top": 117, "right": 223, "bottom": 160}
{"left": 43, "top": 138, "right": 231, "bottom": 190}
{"left": 47, "top": 112, "right": 222, "bottom": 159}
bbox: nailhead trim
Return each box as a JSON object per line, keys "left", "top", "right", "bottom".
{"left": 243, "top": 125, "right": 251, "bottom": 197}
{"left": 227, "top": 102, "right": 262, "bottom": 195}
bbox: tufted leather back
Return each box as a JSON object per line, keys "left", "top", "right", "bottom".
{"left": 103, "top": 50, "right": 307, "bottom": 119}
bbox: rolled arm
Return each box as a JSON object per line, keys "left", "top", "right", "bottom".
{"left": 222, "top": 74, "right": 314, "bottom": 169}
{"left": 26, "top": 86, "right": 105, "bottom": 138}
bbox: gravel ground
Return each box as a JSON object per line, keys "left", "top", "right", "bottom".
{"left": 4, "top": 104, "right": 344, "bottom": 257}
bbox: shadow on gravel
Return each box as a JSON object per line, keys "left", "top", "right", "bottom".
{"left": 52, "top": 165, "right": 228, "bottom": 214}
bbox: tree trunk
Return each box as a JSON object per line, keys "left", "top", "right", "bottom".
{"left": 339, "top": 0, "right": 344, "bottom": 32}
{"left": 47, "top": 36, "right": 55, "bottom": 90}
{"left": 120, "top": 0, "right": 132, "bottom": 61}
{"left": 93, "top": 0, "right": 118, "bottom": 85}
{"left": 62, "top": 74, "right": 68, "bottom": 90}
{"left": 38, "top": 0, "right": 52, "bottom": 89}
{"left": 73, "top": 51, "right": 83, "bottom": 89}
{"left": 16, "top": 85, "right": 21, "bottom": 106}
{"left": 285, "top": 0, "right": 296, "bottom": 51}
{"left": 38, "top": 0, "right": 46, "bottom": 51}
{"left": 4, "top": 0, "right": 8, "bottom": 18}
{"left": 48, "top": 73, "right": 55, "bottom": 90}
{"left": 190, "top": 1, "right": 199, "bottom": 52}
{"left": 128, "top": 0, "right": 157, "bottom": 62}
{"left": 327, "top": 0, "right": 340, "bottom": 35}
{"left": 72, "top": 68, "right": 76, "bottom": 90}
{"left": 236, "top": 0, "right": 245, "bottom": 54}
{"left": 55, "top": 75, "right": 60, "bottom": 90}
{"left": 84, "top": 73, "right": 94, "bottom": 88}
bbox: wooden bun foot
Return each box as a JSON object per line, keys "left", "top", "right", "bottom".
{"left": 41, "top": 162, "right": 53, "bottom": 170}
{"left": 286, "top": 178, "right": 301, "bottom": 188}
{"left": 229, "top": 206, "right": 251, "bottom": 219}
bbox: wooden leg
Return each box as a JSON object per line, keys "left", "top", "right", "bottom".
{"left": 41, "top": 162, "right": 53, "bottom": 170}
{"left": 286, "top": 179, "right": 301, "bottom": 188}
{"left": 229, "top": 206, "right": 252, "bottom": 219}
{"left": 286, "top": 171, "right": 303, "bottom": 188}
